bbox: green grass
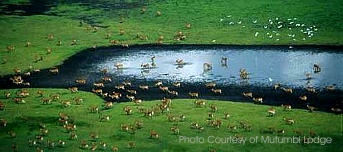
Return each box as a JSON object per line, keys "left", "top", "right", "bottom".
{"left": 0, "top": 0, "right": 343, "bottom": 76}
{"left": 0, "top": 89, "right": 342, "bottom": 152}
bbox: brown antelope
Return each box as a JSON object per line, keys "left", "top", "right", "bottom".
{"left": 61, "top": 100, "right": 71, "bottom": 107}
{"left": 294, "top": 130, "right": 304, "bottom": 136}
{"left": 281, "top": 87, "right": 293, "bottom": 94}
{"left": 185, "top": 23, "right": 191, "bottom": 29}
{"left": 39, "top": 128, "right": 48, "bottom": 136}
{"left": 73, "top": 97, "right": 83, "bottom": 105}
{"left": 75, "top": 79, "right": 86, "bottom": 84}
{"left": 268, "top": 108, "right": 276, "bottom": 117}
{"left": 89, "top": 132, "right": 99, "bottom": 141}
{"left": 109, "top": 92, "right": 121, "bottom": 100}
{"left": 100, "top": 115, "right": 110, "bottom": 122}
{"left": 139, "top": 85, "right": 149, "bottom": 90}
{"left": 42, "top": 98, "right": 52, "bottom": 104}
{"left": 111, "top": 145, "right": 119, "bottom": 152}
{"left": 93, "top": 82, "right": 105, "bottom": 88}
{"left": 175, "top": 59, "right": 184, "bottom": 65}
{"left": 64, "top": 124, "right": 76, "bottom": 132}
{"left": 283, "top": 118, "right": 295, "bottom": 125}
{"left": 306, "top": 87, "right": 316, "bottom": 93}
{"left": 299, "top": 95, "right": 307, "bottom": 101}
{"left": 150, "top": 130, "right": 159, "bottom": 138}
{"left": 205, "top": 82, "right": 216, "bottom": 88}
{"left": 239, "top": 68, "right": 248, "bottom": 79}
{"left": 273, "top": 83, "right": 281, "bottom": 90}
{"left": 313, "top": 64, "right": 321, "bottom": 73}
{"left": 119, "top": 29, "right": 125, "bottom": 35}
{"left": 209, "top": 104, "right": 218, "bottom": 112}
{"left": 115, "top": 84, "right": 125, "bottom": 90}
{"left": 208, "top": 113, "right": 214, "bottom": 119}
{"left": 115, "top": 62, "right": 124, "bottom": 69}
{"left": 102, "top": 77, "right": 112, "bottom": 82}
{"left": 155, "top": 80, "right": 163, "bottom": 86}
{"left": 49, "top": 67, "right": 59, "bottom": 74}
{"left": 69, "top": 132, "right": 78, "bottom": 140}
{"left": 325, "top": 85, "right": 335, "bottom": 91}
{"left": 127, "top": 141, "right": 135, "bottom": 149}
{"left": 4, "top": 91, "right": 11, "bottom": 98}
{"left": 242, "top": 92, "right": 253, "bottom": 98}
{"left": 68, "top": 87, "right": 78, "bottom": 93}
{"left": 104, "top": 102, "right": 113, "bottom": 109}
{"left": 331, "top": 108, "right": 342, "bottom": 113}
{"left": 13, "top": 98, "right": 25, "bottom": 104}
{"left": 141, "top": 6, "right": 147, "bottom": 13}
{"left": 307, "top": 105, "right": 316, "bottom": 112}
{"left": 17, "top": 90, "right": 29, "bottom": 98}
{"left": 121, "top": 124, "right": 130, "bottom": 131}
{"left": 126, "top": 95, "right": 135, "bottom": 101}
{"left": 281, "top": 104, "right": 292, "bottom": 111}
{"left": 50, "top": 94, "right": 60, "bottom": 101}
{"left": 170, "top": 126, "right": 180, "bottom": 135}
{"left": 135, "top": 120, "right": 144, "bottom": 129}
{"left": 161, "top": 97, "right": 172, "bottom": 107}
{"left": 252, "top": 97, "right": 263, "bottom": 104}
{"left": 71, "top": 39, "right": 77, "bottom": 45}
{"left": 0, "top": 102, "right": 5, "bottom": 111}
{"left": 133, "top": 99, "right": 142, "bottom": 105}
{"left": 172, "top": 82, "right": 181, "bottom": 88}
{"left": 168, "top": 90, "right": 179, "bottom": 96}
{"left": 92, "top": 88, "right": 102, "bottom": 94}
{"left": 194, "top": 100, "right": 206, "bottom": 108}
{"left": 6, "top": 45, "right": 15, "bottom": 52}
{"left": 223, "top": 112, "right": 230, "bottom": 119}
{"left": 36, "top": 90, "right": 45, "bottom": 97}
{"left": 159, "top": 86, "right": 169, "bottom": 92}
{"left": 127, "top": 89, "right": 137, "bottom": 95}
{"left": 123, "top": 106, "right": 133, "bottom": 115}
{"left": 156, "top": 35, "right": 164, "bottom": 44}
{"left": 141, "top": 63, "right": 150, "bottom": 69}
{"left": 189, "top": 92, "right": 199, "bottom": 98}
{"left": 203, "top": 63, "right": 213, "bottom": 71}
{"left": 211, "top": 88, "right": 222, "bottom": 94}
{"left": 46, "top": 34, "right": 54, "bottom": 40}
{"left": 88, "top": 106, "right": 99, "bottom": 113}
{"left": 13, "top": 68, "right": 21, "bottom": 74}
{"left": 0, "top": 119, "right": 7, "bottom": 127}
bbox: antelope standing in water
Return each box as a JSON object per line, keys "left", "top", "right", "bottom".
{"left": 313, "top": 64, "right": 321, "bottom": 73}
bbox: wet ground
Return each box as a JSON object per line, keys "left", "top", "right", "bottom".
{"left": 0, "top": 45, "right": 342, "bottom": 112}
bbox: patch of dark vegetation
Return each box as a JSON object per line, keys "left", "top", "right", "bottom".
{"left": 0, "top": 0, "right": 57, "bottom": 15}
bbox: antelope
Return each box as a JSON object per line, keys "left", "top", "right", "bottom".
{"left": 242, "top": 92, "right": 253, "bottom": 98}
{"left": 135, "top": 120, "right": 144, "bottom": 129}
{"left": 203, "top": 63, "right": 213, "bottom": 71}
{"left": 127, "top": 141, "right": 135, "bottom": 149}
{"left": 313, "top": 64, "right": 321, "bottom": 73}
{"left": 42, "top": 98, "right": 52, "bottom": 104}
{"left": 306, "top": 86, "right": 316, "bottom": 93}
{"left": 49, "top": 67, "right": 59, "bottom": 74}
{"left": 127, "top": 89, "right": 137, "bottom": 95}
{"left": 155, "top": 80, "right": 163, "bottom": 86}
{"left": 209, "top": 104, "right": 218, "bottom": 112}
{"left": 159, "top": 86, "right": 169, "bottom": 92}
{"left": 252, "top": 97, "right": 263, "bottom": 104}
{"left": 0, "top": 119, "right": 7, "bottom": 128}
{"left": 71, "top": 39, "right": 77, "bottom": 45}
{"left": 281, "top": 104, "right": 292, "bottom": 111}
{"left": 170, "top": 126, "right": 180, "bottom": 135}
{"left": 281, "top": 87, "right": 293, "bottom": 94}
{"left": 13, "top": 68, "right": 21, "bottom": 74}
{"left": 224, "top": 112, "right": 230, "bottom": 119}
{"left": 122, "top": 80, "right": 132, "bottom": 86}
{"left": 109, "top": 92, "right": 121, "bottom": 100}
{"left": 90, "top": 143, "right": 98, "bottom": 151}
{"left": 268, "top": 108, "right": 276, "bottom": 117}
{"left": 283, "top": 118, "right": 295, "bottom": 125}
{"left": 6, "top": 45, "right": 15, "bottom": 52}
{"left": 50, "top": 94, "right": 60, "bottom": 101}
{"left": 208, "top": 113, "right": 214, "bottom": 119}
{"left": 227, "top": 124, "right": 237, "bottom": 132}
{"left": 175, "top": 59, "right": 184, "bottom": 65}
{"left": 92, "top": 88, "right": 103, "bottom": 94}
{"left": 123, "top": 106, "right": 133, "bottom": 115}
{"left": 4, "top": 91, "right": 11, "bottom": 98}
{"left": 13, "top": 98, "right": 25, "bottom": 104}
{"left": 139, "top": 85, "right": 149, "bottom": 90}
{"left": 141, "top": 6, "right": 146, "bottom": 14}
{"left": 61, "top": 100, "right": 71, "bottom": 107}
{"left": 69, "top": 132, "right": 78, "bottom": 140}
{"left": 221, "top": 57, "right": 228, "bottom": 66}
{"left": 119, "top": 29, "right": 125, "bottom": 35}
{"left": 102, "top": 77, "right": 112, "bottom": 82}
{"left": 161, "top": 97, "right": 172, "bottom": 107}
{"left": 331, "top": 108, "right": 342, "bottom": 114}
{"left": 133, "top": 99, "right": 142, "bottom": 105}
{"left": 64, "top": 124, "right": 76, "bottom": 132}
{"left": 150, "top": 130, "right": 159, "bottom": 138}
{"left": 141, "top": 63, "right": 150, "bottom": 69}
{"left": 115, "top": 84, "right": 125, "bottom": 90}
{"left": 194, "top": 100, "right": 206, "bottom": 107}
{"left": 88, "top": 106, "right": 99, "bottom": 113}
{"left": 73, "top": 97, "right": 83, "bottom": 105}
{"left": 239, "top": 68, "right": 248, "bottom": 79}
{"left": 211, "top": 88, "right": 222, "bottom": 94}
{"left": 89, "top": 132, "right": 99, "bottom": 141}
{"left": 80, "top": 140, "right": 89, "bottom": 149}
{"left": 325, "top": 85, "right": 335, "bottom": 91}
{"left": 46, "top": 34, "right": 54, "bottom": 40}
{"left": 110, "top": 40, "right": 117, "bottom": 45}
{"left": 121, "top": 124, "right": 130, "bottom": 131}
{"left": 93, "top": 82, "right": 104, "bottom": 88}
{"left": 104, "top": 102, "right": 113, "bottom": 109}
{"left": 156, "top": 36, "right": 164, "bottom": 44}
{"left": 100, "top": 141, "right": 107, "bottom": 150}
{"left": 100, "top": 115, "right": 110, "bottom": 122}
{"left": 205, "top": 82, "right": 216, "bottom": 88}
{"left": 307, "top": 105, "right": 316, "bottom": 112}
{"left": 36, "top": 90, "right": 45, "bottom": 97}
{"left": 168, "top": 90, "right": 179, "bottom": 96}
{"left": 172, "top": 82, "right": 181, "bottom": 88}
{"left": 75, "top": 79, "right": 86, "bottom": 84}
{"left": 299, "top": 95, "right": 307, "bottom": 101}
{"left": 189, "top": 92, "right": 199, "bottom": 98}
{"left": 185, "top": 23, "right": 191, "bottom": 29}
{"left": 115, "top": 62, "right": 124, "bottom": 69}
{"left": 126, "top": 95, "right": 135, "bottom": 101}
{"left": 0, "top": 102, "right": 5, "bottom": 111}
{"left": 273, "top": 83, "right": 281, "bottom": 90}
{"left": 111, "top": 146, "right": 119, "bottom": 152}
{"left": 68, "top": 87, "right": 78, "bottom": 93}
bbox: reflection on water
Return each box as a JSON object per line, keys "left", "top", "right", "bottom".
{"left": 95, "top": 48, "right": 343, "bottom": 89}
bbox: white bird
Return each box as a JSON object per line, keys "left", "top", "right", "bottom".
{"left": 268, "top": 78, "right": 273, "bottom": 82}
{"left": 254, "top": 32, "right": 259, "bottom": 37}
{"left": 253, "top": 20, "right": 258, "bottom": 23}
{"left": 219, "top": 19, "right": 224, "bottom": 22}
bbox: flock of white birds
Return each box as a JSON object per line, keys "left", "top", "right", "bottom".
{"left": 219, "top": 15, "right": 318, "bottom": 42}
